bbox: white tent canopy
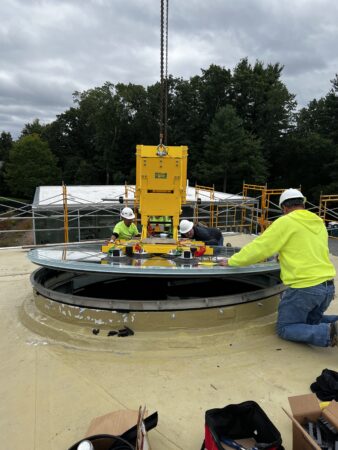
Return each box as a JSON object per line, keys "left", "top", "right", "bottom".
{"left": 33, "top": 184, "right": 245, "bottom": 209}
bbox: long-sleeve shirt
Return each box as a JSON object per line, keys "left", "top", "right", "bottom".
{"left": 193, "top": 225, "right": 223, "bottom": 246}
{"left": 228, "top": 210, "right": 335, "bottom": 288}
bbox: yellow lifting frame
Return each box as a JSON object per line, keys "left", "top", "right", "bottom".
{"left": 135, "top": 144, "right": 188, "bottom": 240}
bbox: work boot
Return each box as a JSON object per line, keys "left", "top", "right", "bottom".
{"left": 330, "top": 321, "right": 338, "bottom": 347}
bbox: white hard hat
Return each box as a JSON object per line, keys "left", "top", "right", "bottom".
{"left": 179, "top": 219, "right": 194, "bottom": 234}
{"left": 121, "top": 207, "right": 135, "bottom": 219}
{"left": 279, "top": 188, "right": 305, "bottom": 207}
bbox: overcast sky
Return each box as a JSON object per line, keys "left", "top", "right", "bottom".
{"left": 1, "top": 0, "right": 338, "bottom": 138}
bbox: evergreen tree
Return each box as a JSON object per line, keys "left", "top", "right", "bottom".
{"left": 0, "top": 131, "right": 13, "bottom": 161}
{"left": 198, "top": 105, "right": 267, "bottom": 193}
{"left": 275, "top": 132, "right": 337, "bottom": 202}
{"left": 0, "top": 131, "right": 13, "bottom": 196}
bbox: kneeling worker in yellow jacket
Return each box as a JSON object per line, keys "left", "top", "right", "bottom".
{"left": 220, "top": 188, "right": 338, "bottom": 347}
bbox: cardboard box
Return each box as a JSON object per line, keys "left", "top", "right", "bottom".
{"left": 68, "top": 407, "right": 152, "bottom": 450}
{"left": 85, "top": 409, "right": 140, "bottom": 437}
{"left": 285, "top": 394, "right": 338, "bottom": 450}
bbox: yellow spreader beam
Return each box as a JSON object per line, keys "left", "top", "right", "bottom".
{"left": 101, "top": 238, "right": 214, "bottom": 256}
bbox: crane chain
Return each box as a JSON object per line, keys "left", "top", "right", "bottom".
{"left": 164, "top": 0, "right": 168, "bottom": 146}
{"left": 159, "top": 0, "right": 169, "bottom": 148}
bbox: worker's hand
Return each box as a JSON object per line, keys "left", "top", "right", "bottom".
{"left": 110, "top": 238, "right": 116, "bottom": 243}
{"left": 219, "top": 258, "right": 229, "bottom": 266}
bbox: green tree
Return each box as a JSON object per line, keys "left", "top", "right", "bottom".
{"left": 0, "top": 132, "right": 13, "bottom": 196}
{"left": 275, "top": 132, "right": 337, "bottom": 202}
{"left": 198, "top": 64, "right": 232, "bottom": 125}
{"left": 231, "top": 59, "right": 296, "bottom": 140}
{"left": 20, "top": 118, "right": 47, "bottom": 139}
{"left": 34, "top": 62, "right": 300, "bottom": 191}
{"left": 183, "top": 66, "right": 232, "bottom": 180}
{"left": 328, "top": 74, "right": 338, "bottom": 144}
{"left": 168, "top": 75, "right": 205, "bottom": 176}
{"left": 43, "top": 107, "right": 92, "bottom": 184}
{"left": 287, "top": 73, "right": 338, "bottom": 200}
{"left": 116, "top": 82, "right": 159, "bottom": 145}
{"left": 198, "top": 105, "right": 267, "bottom": 192}
{"left": 0, "top": 131, "right": 13, "bottom": 161}
{"left": 297, "top": 74, "right": 338, "bottom": 145}
{"left": 5, "top": 134, "right": 61, "bottom": 199}
{"left": 230, "top": 59, "right": 296, "bottom": 183}
{"left": 73, "top": 82, "right": 132, "bottom": 185}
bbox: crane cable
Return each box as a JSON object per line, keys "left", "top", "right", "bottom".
{"left": 164, "top": 0, "right": 168, "bottom": 146}
{"left": 159, "top": 0, "right": 169, "bottom": 150}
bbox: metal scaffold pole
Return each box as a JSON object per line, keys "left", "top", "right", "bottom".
{"left": 62, "top": 182, "right": 69, "bottom": 244}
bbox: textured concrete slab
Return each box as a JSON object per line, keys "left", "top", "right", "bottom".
{"left": 0, "top": 237, "right": 338, "bottom": 449}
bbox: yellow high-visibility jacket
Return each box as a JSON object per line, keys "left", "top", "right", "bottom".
{"left": 228, "top": 210, "right": 336, "bottom": 288}
{"left": 112, "top": 221, "right": 139, "bottom": 240}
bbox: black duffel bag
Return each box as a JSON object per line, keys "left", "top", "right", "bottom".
{"left": 202, "top": 401, "right": 283, "bottom": 450}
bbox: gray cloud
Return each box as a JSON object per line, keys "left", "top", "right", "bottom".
{"left": 1, "top": 0, "right": 338, "bottom": 137}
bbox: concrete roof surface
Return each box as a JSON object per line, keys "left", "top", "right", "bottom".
{"left": 1, "top": 234, "right": 338, "bottom": 449}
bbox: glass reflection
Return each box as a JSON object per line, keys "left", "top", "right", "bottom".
{"left": 28, "top": 243, "right": 279, "bottom": 275}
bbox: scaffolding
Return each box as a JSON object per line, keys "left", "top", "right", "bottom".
{"left": 194, "top": 184, "right": 215, "bottom": 226}
{"left": 0, "top": 191, "right": 125, "bottom": 246}
{"left": 0, "top": 197, "right": 34, "bottom": 246}
{"left": 62, "top": 183, "right": 69, "bottom": 243}
{"left": 0, "top": 190, "right": 257, "bottom": 247}
{"left": 319, "top": 195, "right": 338, "bottom": 222}
{"left": 319, "top": 194, "right": 338, "bottom": 238}
{"left": 2, "top": 184, "right": 338, "bottom": 247}
{"left": 189, "top": 187, "right": 259, "bottom": 235}
{"left": 124, "top": 183, "right": 136, "bottom": 206}
{"left": 242, "top": 184, "right": 294, "bottom": 232}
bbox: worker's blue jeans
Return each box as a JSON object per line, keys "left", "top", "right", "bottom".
{"left": 276, "top": 282, "right": 338, "bottom": 347}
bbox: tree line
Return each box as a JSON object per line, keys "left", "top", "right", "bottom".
{"left": 1, "top": 58, "right": 338, "bottom": 203}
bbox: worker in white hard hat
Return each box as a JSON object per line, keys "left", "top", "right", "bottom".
{"left": 220, "top": 188, "right": 338, "bottom": 347}
{"left": 179, "top": 219, "right": 223, "bottom": 246}
{"left": 110, "top": 207, "right": 140, "bottom": 242}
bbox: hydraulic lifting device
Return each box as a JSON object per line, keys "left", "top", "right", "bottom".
{"left": 102, "top": 0, "right": 215, "bottom": 259}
